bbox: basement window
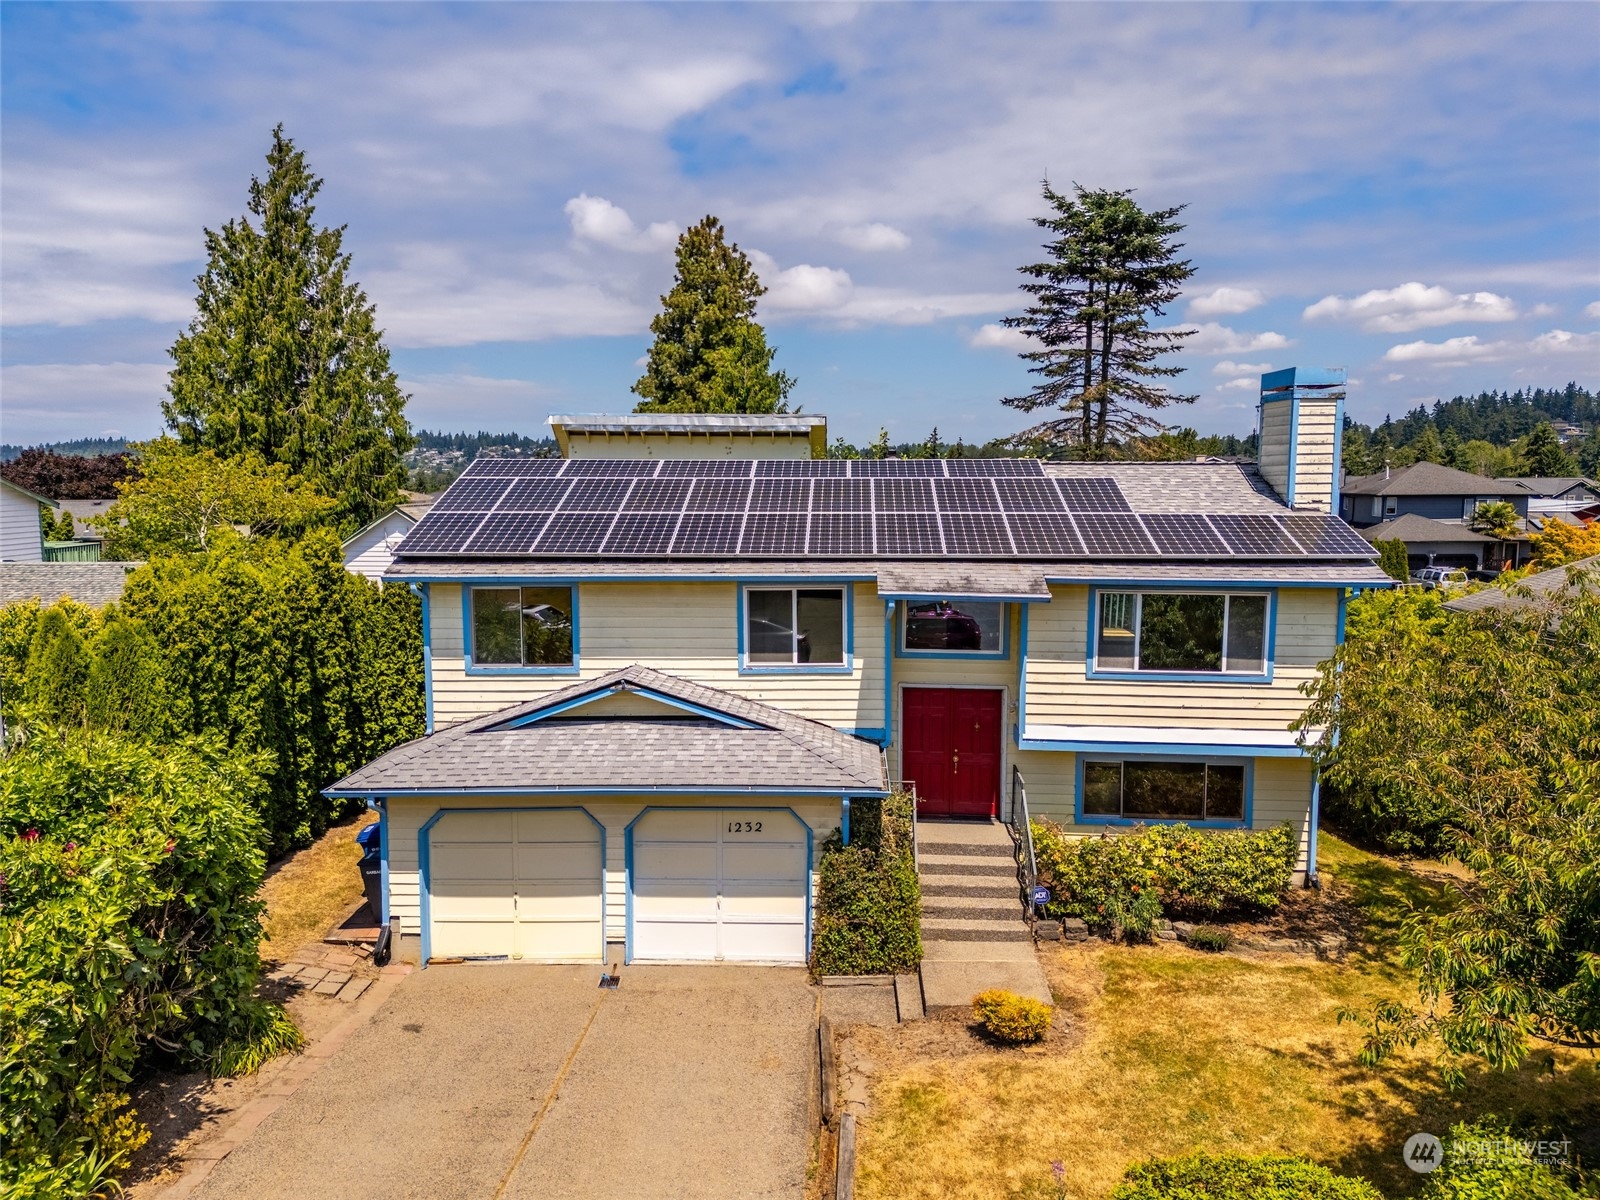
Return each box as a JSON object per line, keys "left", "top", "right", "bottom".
{"left": 1082, "top": 760, "right": 1247, "bottom": 823}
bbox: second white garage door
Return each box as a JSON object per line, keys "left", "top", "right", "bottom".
{"left": 630, "top": 808, "right": 809, "bottom": 963}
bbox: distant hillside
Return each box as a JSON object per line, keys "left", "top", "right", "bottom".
{"left": 1, "top": 436, "right": 130, "bottom": 461}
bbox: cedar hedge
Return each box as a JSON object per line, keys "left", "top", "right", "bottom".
{"left": 810, "top": 792, "right": 922, "bottom": 975}
{"left": 1111, "top": 1151, "right": 1384, "bottom": 1200}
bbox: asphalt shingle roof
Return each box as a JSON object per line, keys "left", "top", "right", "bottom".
{"left": 326, "top": 664, "right": 888, "bottom": 797}
{"left": 1343, "top": 462, "right": 1534, "bottom": 498}
{"left": 1358, "top": 514, "right": 1493, "bottom": 544}
{"left": 0, "top": 562, "right": 137, "bottom": 608}
{"left": 1444, "top": 555, "right": 1600, "bottom": 614}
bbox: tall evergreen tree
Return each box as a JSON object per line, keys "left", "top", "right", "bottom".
{"left": 1440, "top": 426, "right": 1465, "bottom": 471}
{"left": 86, "top": 614, "right": 167, "bottom": 739}
{"left": 1517, "top": 421, "right": 1579, "bottom": 476}
{"left": 24, "top": 605, "right": 89, "bottom": 726}
{"left": 1000, "top": 182, "right": 1196, "bottom": 458}
{"left": 1410, "top": 425, "right": 1446, "bottom": 464}
{"left": 163, "top": 126, "right": 413, "bottom": 531}
{"left": 633, "top": 216, "right": 794, "bottom": 414}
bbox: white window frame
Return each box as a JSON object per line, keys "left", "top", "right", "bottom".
{"left": 1092, "top": 589, "right": 1272, "bottom": 678}
{"left": 741, "top": 585, "right": 849, "bottom": 671}
{"left": 897, "top": 599, "right": 1008, "bottom": 658}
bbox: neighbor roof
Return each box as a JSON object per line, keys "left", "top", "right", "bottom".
{"left": 0, "top": 476, "right": 54, "bottom": 507}
{"left": 1498, "top": 476, "right": 1600, "bottom": 498}
{"left": 1358, "top": 514, "right": 1493, "bottom": 544}
{"left": 1342, "top": 462, "right": 1534, "bottom": 497}
{"left": 0, "top": 562, "right": 138, "bottom": 608}
{"left": 1444, "top": 555, "right": 1600, "bottom": 614}
{"left": 325, "top": 664, "right": 887, "bottom": 797}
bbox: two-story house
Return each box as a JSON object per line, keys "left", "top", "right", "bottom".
{"left": 329, "top": 367, "right": 1388, "bottom": 968}
{"left": 1341, "top": 462, "right": 1535, "bottom": 570}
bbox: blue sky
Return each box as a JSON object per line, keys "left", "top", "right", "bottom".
{"left": 2, "top": 2, "right": 1597, "bottom": 449}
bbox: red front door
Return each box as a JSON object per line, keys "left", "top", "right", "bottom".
{"left": 901, "top": 688, "right": 1003, "bottom": 819}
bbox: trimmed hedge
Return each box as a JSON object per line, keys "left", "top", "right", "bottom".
{"left": 810, "top": 792, "right": 922, "bottom": 975}
{"left": 1031, "top": 820, "right": 1298, "bottom": 939}
{"left": 1111, "top": 1151, "right": 1384, "bottom": 1200}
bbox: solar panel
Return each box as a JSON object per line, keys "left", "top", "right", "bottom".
{"left": 873, "top": 479, "right": 934, "bottom": 511}
{"left": 672, "top": 512, "right": 744, "bottom": 554}
{"left": 532, "top": 512, "right": 615, "bottom": 554}
{"left": 1074, "top": 514, "right": 1157, "bottom": 555}
{"left": 1005, "top": 513, "right": 1083, "bottom": 555}
{"left": 941, "top": 514, "right": 1014, "bottom": 556}
{"left": 622, "top": 479, "right": 693, "bottom": 512}
{"left": 750, "top": 479, "right": 811, "bottom": 512}
{"left": 1141, "top": 513, "right": 1230, "bottom": 556}
{"left": 462, "top": 456, "right": 562, "bottom": 477}
{"left": 684, "top": 479, "right": 751, "bottom": 512}
{"left": 563, "top": 459, "right": 660, "bottom": 478}
{"left": 498, "top": 479, "right": 570, "bottom": 511}
{"left": 994, "top": 478, "right": 1068, "bottom": 512}
{"left": 739, "top": 512, "right": 808, "bottom": 555}
{"left": 560, "top": 479, "right": 636, "bottom": 511}
{"left": 807, "top": 513, "right": 874, "bottom": 556}
{"left": 1211, "top": 515, "right": 1301, "bottom": 556}
{"left": 851, "top": 458, "right": 945, "bottom": 476}
{"left": 946, "top": 458, "right": 1044, "bottom": 476}
{"left": 433, "top": 479, "right": 512, "bottom": 511}
{"left": 602, "top": 513, "right": 680, "bottom": 554}
{"left": 756, "top": 459, "right": 846, "bottom": 476}
{"left": 1056, "top": 478, "right": 1133, "bottom": 512}
{"left": 934, "top": 478, "right": 1002, "bottom": 513}
{"left": 1282, "top": 514, "right": 1373, "bottom": 556}
{"left": 812, "top": 478, "right": 872, "bottom": 511}
{"left": 401, "top": 512, "right": 491, "bottom": 553}
{"left": 464, "top": 513, "right": 550, "bottom": 554}
{"left": 659, "top": 459, "right": 751, "bottom": 477}
{"left": 876, "top": 513, "right": 943, "bottom": 555}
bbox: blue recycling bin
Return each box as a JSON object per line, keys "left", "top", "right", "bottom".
{"left": 356, "top": 822, "right": 382, "bottom": 922}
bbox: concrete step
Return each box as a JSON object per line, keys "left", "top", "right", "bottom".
{"left": 921, "top": 917, "right": 1032, "bottom": 943}
{"left": 917, "top": 819, "right": 1014, "bottom": 846}
{"left": 920, "top": 879, "right": 1018, "bottom": 900}
{"left": 920, "top": 959, "right": 1053, "bottom": 1011}
{"left": 918, "top": 853, "right": 1018, "bottom": 877}
{"left": 921, "top": 902, "right": 1023, "bottom": 922}
{"left": 918, "top": 840, "right": 1013, "bottom": 860}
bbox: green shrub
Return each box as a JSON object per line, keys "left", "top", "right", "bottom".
{"left": 0, "top": 731, "right": 289, "bottom": 1196}
{"left": 972, "top": 989, "right": 1052, "bottom": 1043}
{"left": 810, "top": 792, "right": 922, "bottom": 975}
{"left": 23, "top": 604, "right": 91, "bottom": 726}
{"left": 1031, "top": 820, "right": 1297, "bottom": 937}
{"left": 1419, "top": 1118, "right": 1587, "bottom": 1199}
{"left": 1111, "top": 1151, "right": 1384, "bottom": 1200}
{"left": 1188, "top": 925, "right": 1231, "bottom": 952}
{"left": 85, "top": 612, "right": 168, "bottom": 738}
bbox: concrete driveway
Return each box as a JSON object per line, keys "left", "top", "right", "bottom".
{"left": 188, "top": 964, "right": 817, "bottom": 1200}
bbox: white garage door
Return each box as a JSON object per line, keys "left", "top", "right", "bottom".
{"left": 631, "top": 808, "right": 808, "bottom": 963}
{"left": 427, "top": 809, "right": 603, "bottom": 962}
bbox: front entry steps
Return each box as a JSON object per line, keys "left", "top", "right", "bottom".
{"left": 916, "top": 819, "right": 1054, "bottom": 1012}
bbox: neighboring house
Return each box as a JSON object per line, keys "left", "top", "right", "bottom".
{"left": 1505, "top": 476, "right": 1600, "bottom": 504}
{"left": 0, "top": 561, "right": 138, "bottom": 608}
{"left": 1444, "top": 553, "right": 1600, "bottom": 616}
{"left": 548, "top": 413, "right": 827, "bottom": 460}
{"left": 1340, "top": 461, "right": 1533, "bottom": 528}
{"left": 331, "top": 367, "right": 1388, "bottom": 969}
{"left": 1357, "top": 513, "right": 1499, "bottom": 572}
{"left": 342, "top": 496, "right": 437, "bottom": 581}
{"left": 0, "top": 478, "right": 51, "bottom": 562}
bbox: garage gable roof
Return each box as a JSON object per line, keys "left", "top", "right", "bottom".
{"left": 326, "top": 665, "right": 888, "bottom": 797}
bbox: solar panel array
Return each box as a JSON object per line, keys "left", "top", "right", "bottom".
{"left": 398, "top": 457, "right": 1374, "bottom": 560}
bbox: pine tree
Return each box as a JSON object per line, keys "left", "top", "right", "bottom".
{"left": 1411, "top": 425, "right": 1446, "bottom": 464}
{"left": 24, "top": 605, "right": 89, "bottom": 726}
{"left": 1517, "top": 422, "right": 1579, "bottom": 476}
{"left": 1441, "top": 427, "right": 1465, "bottom": 471}
{"left": 633, "top": 216, "right": 794, "bottom": 414}
{"left": 163, "top": 126, "right": 413, "bottom": 532}
{"left": 1000, "top": 182, "right": 1196, "bottom": 458}
{"left": 86, "top": 614, "right": 167, "bottom": 739}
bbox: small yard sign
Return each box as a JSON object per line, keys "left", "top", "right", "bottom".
{"left": 1031, "top": 885, "right": 1051, "bottom": 907}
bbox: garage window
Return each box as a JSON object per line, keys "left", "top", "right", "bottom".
{"left": 744, "top": 587, "right": 846, "bottom": 667}
{"left": 471, "top": 586, "right": 575, "bottom": 668}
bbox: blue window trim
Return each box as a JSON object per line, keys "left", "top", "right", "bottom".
{"left": 894, "top": 599, "right": 1010, "bottom": 661}
{"left": 882, "top": 600, "right": 894, "bottom": 740}
{"left": 1074, "top": 754, "right": 1255, "bottom": 829}
{"left": 415, "top": 584, "right": 435, "bottom": 734}
{"left": 843, "top": 726, "right": 888, "bottom": 744}
{"left": 623, "top": 804, "right": 815, "bottom": 966}
{"left": 494, "top": 684, "right": 766, "bottom": 731}
{"left": 462, "top": 582, "right": 581, "bottom": 676}
{"left": 737, "top": 581, "right": 855, "bottom": 675}
{"left": 417, "top": 805, "right": 607, "bottom": 967}
{"left": 1084, "top": 586, "right": 1277, "bottom": 684}
{"left": 1015, "top": 603, "right": 1030, "bottom": 747}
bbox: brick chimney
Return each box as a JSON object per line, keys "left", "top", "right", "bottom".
{"left": 1257, "top": 367, "right": 1344, "bottom": 513}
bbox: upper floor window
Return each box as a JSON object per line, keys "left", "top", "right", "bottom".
{"left": 745, "top": 587, "right": 846, "bottom": 667}
{"left": 1094, "top": 591, "right": 1268, "bottom": 676}
{"left": 471, "top": 586, "right": 575, "bottom": 668}
{"left": 901, "top": 600, "right": 1005, "bottom": 656}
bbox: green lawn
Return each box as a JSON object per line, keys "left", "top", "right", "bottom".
{"left": 853, "top": 833, "right": 1597, "bottom": 1200}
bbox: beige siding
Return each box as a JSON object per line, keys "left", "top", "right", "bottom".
{"left": 1292, "top": 397, "right": 1339, "bottom": 513}
{"left": 1022, "top": 584, "right": 1335, "bottom": 731}
{"left": 383, "top": 793, "right": 842, "bottom": 942}
{"left": 1258, "top": 401, "right": 1293, "bottom": 500}
{"left": 565, "top": 433, "right": 812, "bottom": 460}
{"left": 429, "top": 580, "right": 885, "bottom": 730}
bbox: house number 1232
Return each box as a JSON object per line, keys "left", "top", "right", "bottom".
{"left": 727, "top": 821, "right": 763, "bottom": 833}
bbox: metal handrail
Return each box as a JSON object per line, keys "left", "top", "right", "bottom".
{"left": 1009, "top": 765, "right": 1038, "bottom": 919}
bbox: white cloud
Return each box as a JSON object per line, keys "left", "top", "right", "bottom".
{"left": 1304, "top": 282, "right": 1517, "bottom": 333}
{"left": 1187, "top": 287, "right": 1265, "bottom": 318}
{"left": 969, "top": 323, "right": 1032, "bottom": 350}
{"left": 1380, "top": 329, "right": 1600, "bottom": 366}
{"left": 834, "top": 223, "right": 911, "bottom": 252}
{"left": 1216, "top": 377, "right": 1259, "bottom": 392}
{"left": 564, "top": 194, "right": 677, "bottom": 253}
{"left": 1386, "top": 372, "right": 1405, "bottom": 382}
{"left": 0, "top": 362, "right": 169, "bottom": 445}
{"left": 1176, "top": 323, "right": 1293, "bottom": 355}
{"left": 764, "top": 264, "right": 855, "bottom": 311}
{"left": 400, "top": 372, "right": 547, "bottom": 429}
{"left": 1528, "top": 329, "right": 1600, "bottom": 356}
{"left": 1585, "top": 301, "right": 1600, "bottom": 320}
{"left": 1212, "top": 360, "right": 1273, "bottom": 376}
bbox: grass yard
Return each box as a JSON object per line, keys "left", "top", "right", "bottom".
{"left": 258, "top": 809, "right": 377, "bottom": 962}
{"left": 852, "top": 833, "right": 1598, "bottom": 1200}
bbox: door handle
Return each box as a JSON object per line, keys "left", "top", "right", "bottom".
{"left": 953, "top": 748, "right": 960, "bottom": 775}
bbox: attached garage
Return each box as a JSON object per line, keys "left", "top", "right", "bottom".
{"left": 630, "top": 808, "right": 809, "bottom": 964}
{"left": 424, "top": 808, "right": 603, "bottom": 962}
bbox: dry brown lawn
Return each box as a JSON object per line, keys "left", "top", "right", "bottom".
{"left": 852, "top": 834, "right": 1599, "bottom": 1200}
{"left": 258, "top": 809, "right": 376, "bottom": 962}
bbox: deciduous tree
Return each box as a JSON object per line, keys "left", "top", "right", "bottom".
{"left": 1530, "top": 519, "right": 1600, "bottom": 568}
